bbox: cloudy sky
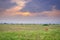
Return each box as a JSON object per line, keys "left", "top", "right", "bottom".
{"left": 0, "top": 0, "right": 60, "bottom": 24}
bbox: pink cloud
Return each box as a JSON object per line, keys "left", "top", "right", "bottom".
{"left": 0, "top": 5, "right": 60, "bottom": 18}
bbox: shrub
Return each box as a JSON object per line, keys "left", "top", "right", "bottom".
{"left": 43, "top": 24, "right": 49, "bottom": 26}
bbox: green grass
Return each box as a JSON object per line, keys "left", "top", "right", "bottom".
{"left": 0, "top": 24, "right": 60, "bottom": 40}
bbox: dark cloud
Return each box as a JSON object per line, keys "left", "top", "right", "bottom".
{"left": 0, "top": 0, "right": 60, "bottom": 24}
{"left": 0, "top": 0, "right": 16, "bottom": 10}
{"left": 0, "top": 0, "right": 17, "bottom": 16}
{"left": 20, "top": 0, "right": 60, "bottom": 12}
{"left": 0, "top": 0, "right": 8, "bottom": 2}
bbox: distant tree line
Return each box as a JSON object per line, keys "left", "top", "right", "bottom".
{"left": 0, "top": 22, "right": 57, "bottom": 25}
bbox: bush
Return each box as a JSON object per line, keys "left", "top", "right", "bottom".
{"left": 43, "top": 24, "right": 49, "bottom": 26}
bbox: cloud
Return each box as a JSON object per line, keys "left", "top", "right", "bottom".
{"left": 41, "top": 6, "right": 60, "bottom": 17}
{"left": 3, "top": 6, "right": 34, "bottom": 16}
{"left": 0, "top": 0, "right": 60, "bottom": 18}
{"left": 10, "top": 0, "right": 31, "bottom": 10}
{"left": 0, "top": 0, "right": 32, "bottom": 17}
{"left": 0, "top": 0, "right": 16, "bottom": 9}
{"left": 1, "top": 5, "right": 60, "bottom": 18}
{"left": 41, "top": 10, "right": 60, "bottom": 17}
{"left": 1, "top": 6, "right": 35, "bottom": 17}
{"left": 20, "top": 0, "right": 60, "bottom": 12}
{"left": 3, "top": 10, "right": 36, "bottom": 17}
{"left": 15, "top": 12, "right": 33, "bottom": 16}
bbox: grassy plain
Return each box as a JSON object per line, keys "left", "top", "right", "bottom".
{"left": 0, "top": 24, "right": 60, "bottom": 40}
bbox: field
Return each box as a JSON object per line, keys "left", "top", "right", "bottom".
{"left": 0, "top": 24, "right": 60, "bottom": 40}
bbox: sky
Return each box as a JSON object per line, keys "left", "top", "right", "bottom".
{"left": 0, "top": 0, "right": 60, "bottom": 24}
